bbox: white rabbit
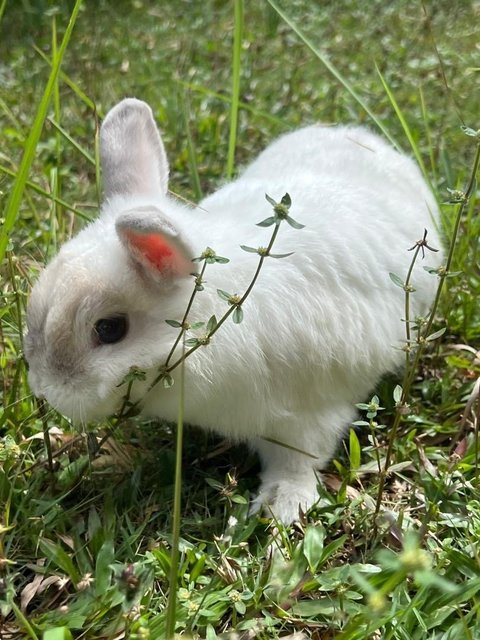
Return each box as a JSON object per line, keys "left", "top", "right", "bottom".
{"left": 25, "top": 98, "right": 442, "bottom": 523}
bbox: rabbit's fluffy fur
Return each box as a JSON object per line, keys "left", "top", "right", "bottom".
{"left": 25, "top": 99, "right": 442, "bottom": 523}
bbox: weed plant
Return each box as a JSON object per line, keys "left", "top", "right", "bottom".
{"left": 1, "top": 1, "right": 480, "bottom": 639}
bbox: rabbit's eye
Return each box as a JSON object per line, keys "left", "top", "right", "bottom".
{"left": 94, "top": 315, "right": 128, "bottom": 345}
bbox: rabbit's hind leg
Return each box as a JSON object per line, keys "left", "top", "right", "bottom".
{"left": 250, "top": 406, "right": 354, "bottom": 523}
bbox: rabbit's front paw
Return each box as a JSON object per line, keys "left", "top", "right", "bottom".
{"left": 250, "top": 474, "right": 321, "bottom": 524}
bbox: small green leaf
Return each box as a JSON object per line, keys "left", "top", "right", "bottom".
{"left": 423, "top": 265, "right": 439, "bottom": 275}
{"left": 165, "top": 319, "right": 182, "bottom": 328}
{"left": 217, "top": 289, "right": 232, "bottom": 301}
{"left": 118, "top": 367, "right": 147, "bottom": 385}
{"left": 445, "top": 270, "right": 463, "bottom": 278}
{"left": 206, "top": 625, "right": 219, "bottom": 640}
{"left": 190, "top": 321, "right": 205, "bottom": 330}
{"left": 207, "top": 315, "right": 218, "bottom": 332}
{"left": 426, "top": 326, "right": 446, "bottom": 341}
{"left": 285, "top": 215, "right": 305, "bottom": 229}
{"left": 270, "top": 251, "right": 295, "bottom": 259}
{"left": 349, "top": 428, "right": 361, "bottom": 472}
{"left": 234, "top": 600, "right": 246, "bottom": 614}
{"left": 163, "top": 374, "right": 174, "bottom": 388}
{"left": 233, "top": 306, "right": 244, "bottom": 324}
{"left": 256, "top": 216, "right": 276, "bottom": 227}
{"left": 231, "top": 494, "right": 248, "bottom": 504}
{"left": 214, "top": 256, "right": 230, "bottom": 264}
{"left": 265, "top": 193, "right": 276, "bottom": 207}
{"left": 461, "top": 125, "right": 480, "bottom": 138}
{"left": 240, "top": 245, "right": 258, "bottom": 253}
{"left": 393, "top": 385, "right": 403, "bottom": 403}
{"left": 281, "top": 192, "right": 292, "bottom": 207}
{"left": 185, "top": 338, "right": 200, "bottom": 347}
{"left": 389, "top": 272, "right": 404, "bottom": 288}
{"left": 355, "top": 403, "right": 370, "bottom": 410}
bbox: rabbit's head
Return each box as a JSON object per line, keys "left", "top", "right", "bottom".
{"left": 24, "top": 99, "right": 195, "bottom": 421}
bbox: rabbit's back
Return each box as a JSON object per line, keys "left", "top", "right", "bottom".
{"left": 191, "top": 125, "right": 441, "bottom": 419}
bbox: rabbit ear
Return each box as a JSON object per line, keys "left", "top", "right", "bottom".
{"left": 116, "top": 206, "right": 194, "bottom": 280}
{"left": 100, "top": 98, "right": 169, "bottom": 198}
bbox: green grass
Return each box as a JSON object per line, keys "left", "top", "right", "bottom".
{"left": 1, "top": 1, "right": 480, "bottom": 638}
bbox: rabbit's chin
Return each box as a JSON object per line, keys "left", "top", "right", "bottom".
{"left": 29, "top": 374, "right": 125, "bottom": 425}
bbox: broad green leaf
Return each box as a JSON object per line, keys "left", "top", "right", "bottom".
{"left": 235, "top": 599, "right": 246, "bottom": 614}
{"left": 206, "top": 625, "right": 218, "bottom": 640}
{"left": 231, "top": 494, "right": 248, "bottom": 504}
{"left": 303, "top": 525, "right": 325, "bottom": 572}
{"left": 95, "top": 539, "right": 114, "bottom": 597}
{"left": 43, "top": 629, "right": 74, "bottom": 640}
{"left": 39, "top": 538, "right": 81, "bottom": 584}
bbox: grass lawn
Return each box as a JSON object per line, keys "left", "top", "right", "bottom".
{"left": 1, "top": 1, "right": 480, "bottom": 638}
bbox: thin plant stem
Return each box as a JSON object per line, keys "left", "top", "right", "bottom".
{"left": 226, "top": 0, "right": 244, "bottom": 179}
{"left": 38, "top": 399, "right": 54, "bottom": 474}
{"left": 165, "top": 222, "right": 281, "bottom": 374}
{"left": 165, "top": 261, "right": 208, "bottom": 368}
{"left": 165, "top": 342, "right": 186, "bottom": 639}
{"left": 403, "top": 244, "right": 422, "bottom": 357}
{"left": 373, "top": 136, "right": 480, "bottom": 525}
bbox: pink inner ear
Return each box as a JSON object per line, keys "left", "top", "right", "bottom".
{"left": 125, "top": 230, "right": 178, "bottom": 272}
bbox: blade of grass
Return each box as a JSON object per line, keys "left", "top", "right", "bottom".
{"left": 0, "top": 164, "right": 91, "bottom": 221}
{"left": 52, "top": 14, "right": 64, "bottom": 237}
{"left": 180, "top": 94, "right": 203, "bottom": 201}
{"left": 94, "top": 110, "right": 101, "bottom": 208}
{"left": 0, "top": 0, "right": 6, "bottom": 23}
{"left": 0, "top": 0, "right": 83, "bottom": 263}
{"left": 419, "top": 85, "right": 437, "bottom": 185}
{"left": 266, "top": 0, "right": 400, "bottom": 150}
{"left": 48, "top": 117, "right": 96, "bottom": 165}
{"left": 176, "top": 79, "right": 289, "bottom": 128}
{"left": 226, "top": 0, "right": 244, "bottom": 178}
{"left": 375, "top": 64, "right": 429, "bottom": 184}
{"left": 33, "top": 45, "right": 98, "bottom": 114}
{"left": 0, "top": 96, "right": 23, "bottom": 132}
{"left": 10, "top": 601, "right": 40, "bottom": 640}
